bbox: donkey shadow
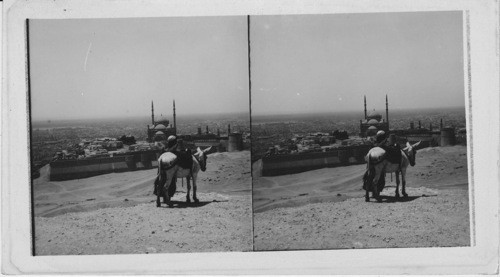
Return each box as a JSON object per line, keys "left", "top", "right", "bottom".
{"left": 375, "top": 194, "right": 437, "bottom": 203}
{"left": 376, "top": 195, "right": 420, "bottom": 203}
{"left": 156, "top": 199, "right": 228, "bottom": 209}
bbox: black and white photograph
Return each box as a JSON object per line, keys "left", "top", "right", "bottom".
{"left": 251, "top": 12, "right": 470, "bottom": 251}
{"left": 28, "top": 16, "right": 252, "bottom": 255}
{"left": 2, "top": 0, "right": 499, "bottom": 274}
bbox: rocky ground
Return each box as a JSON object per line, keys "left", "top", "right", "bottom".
{"left": 33, "top": 147, "right": 471, "bottom": 254}
{"left": 253, "top": 146, "right": 470, "bottom": 250}
{"left": 34, "top": 151, "right": 252, "bottom": 255}
{"left": 35, "top": 192, "right": 252, "bottom": 255}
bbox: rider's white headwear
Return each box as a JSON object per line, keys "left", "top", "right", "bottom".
{"left": 167, "top": 135, "right": 177, "bottom": 149}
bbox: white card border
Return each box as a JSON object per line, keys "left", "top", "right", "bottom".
{"left": 2, "top": 0, "right": 499, "bottom": 274}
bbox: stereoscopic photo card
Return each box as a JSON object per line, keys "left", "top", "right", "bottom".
{"left": 2, "top": 0, "right": 499, "bottom": 274}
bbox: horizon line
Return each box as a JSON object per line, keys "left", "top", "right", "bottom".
{"left": 32, "top": 111, "right": 251, "bottom": 123}
{"left": 252, "top": 105, "right": 466, "bottom": 117}
{"left": 31, "top": 105, "right": 465, "bottom": 123}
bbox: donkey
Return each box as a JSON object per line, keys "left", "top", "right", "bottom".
{"left": 155, "top": 146, "right": 211, "bottom": 207}
{"left": 364, "top": 141, "right": 421, "bottom": 202}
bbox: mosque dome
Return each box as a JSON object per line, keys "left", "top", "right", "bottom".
{"left": 367, "top": 110, "right": 382, "bottom": 121}
{"left": 155, "top": 131, "right": 165, "bottom": 135}
{"left": 366, "top": 125, "right": 378, "bottom": 136}
{"left": 156, "top": 115, "right": 170, "bottom": 126}
{"left": 154, "top": 124, "right": 167, "bottom": 130}
{"left": 367, "top": 119, "right": 379, "bottom": 124}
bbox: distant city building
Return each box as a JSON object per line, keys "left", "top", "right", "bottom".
{"left": 183, "top": 124, "right": 245, "bottom": 153}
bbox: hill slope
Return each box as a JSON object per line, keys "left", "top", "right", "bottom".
{"left": 34, "top": 151, "right": 252, "bottom": 255}
{"left": 253, "top": 146, "right": 470, "bottom": 250}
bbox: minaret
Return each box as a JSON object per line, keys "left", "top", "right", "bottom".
{"left": 151, "top": 101, "right": 155, "bottom": 125}
{"left": 385, "top": 94, "right": 389, "bottom": 130}
{"left": 364, "top": 95, "right": 367, "bottom": 119}
{"left": 173, "top": 100, "right": 177, "bottom": 135}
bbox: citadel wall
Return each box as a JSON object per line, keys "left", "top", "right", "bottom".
{"left": 49, "top": 150, "right": 159, "bottom": 181}
{"left": 261, "top": 145, "right": 371, "bottom": 176}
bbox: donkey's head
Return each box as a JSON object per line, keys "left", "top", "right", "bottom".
{"left": 403, "top": 141, "right": 421, "bottom": 167}
{"left": 195, "top": 146, "right": 212, "bottom": 172}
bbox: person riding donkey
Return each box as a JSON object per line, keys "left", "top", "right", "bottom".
{"left": 166, "top": 136, "right": 194, "bottom": 170}
{"left": 165, "top": 135, "right": 179, "bottom": 153}
{"left": 374, "top": 131, "right": 402, "bottom": 163}
{"left": 364, "top": 131, "right": 402, "bottom": 192}
{"left": 154, "top": 135, "right": 194, "bottom": 197}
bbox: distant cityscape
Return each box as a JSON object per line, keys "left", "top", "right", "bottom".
{"left": 31, "top": 112, "right": 250, "bottom": 168}
{"left": 31, "top": 105, "right": 466, "bottom": 177}
{"left": 251, "top": 106, "right": 466, "bottom": 162}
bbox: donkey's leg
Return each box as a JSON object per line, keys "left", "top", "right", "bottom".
{"left": 372, "top": 170, "right": 382, "bottom": 202}
{"left": 156, "top": 173, "right": 164, "bottom": 207}
{"left": 162, "top": 188, "right": 168, "bottom": 204}
{"left": 186, "top": 177, "right": 191, "bottom": 203}
{"left": 165, "top": 173, "right": 174, "bottom": 207}
{"left": 395, "top": 171, "right": 400, "bottom": 198}
{"left": 364, "top": 170, "right": 371, "bottom": 202}
{"left": 401, "top": 169, "right": 408, "bottom": 198}
{"left": 156, "top": 190, "right": 161, "bottom": 207}
{"left": 192, "top": 173, "right": 199, "bottom": 203}
{"left": 155, "top": 167, "right": 161, "bottom": 207}
{"left": 162, "top": 176, "right": 169, "bottom": 204}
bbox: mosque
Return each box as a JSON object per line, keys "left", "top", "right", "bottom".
{"left": 147, "top": 100, "right": 177, "bottom": 142}
{"left": 358, "top": 95, "right": 460, "bottom": 147}
{"left": 359, "top": 95, "right": 390, "bottom": 137}
{"left": 145, "top": 100, "right": 245, "bottom": 152}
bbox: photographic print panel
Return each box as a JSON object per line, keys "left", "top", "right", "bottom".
{"left": 250, "top": 12, "right": 470, "bottom": 251}
{"left": 29, "top": 16, "right": 253, "bottom": 255}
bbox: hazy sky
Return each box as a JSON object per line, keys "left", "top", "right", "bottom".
{"left": 30, "top": 12, "right": 464, "bottom": 120}
{"left": 30, "top": 16, "right": 249, "bottom": 121}
{"left": 251, "top": 11, "right": 465, "bottom": 115}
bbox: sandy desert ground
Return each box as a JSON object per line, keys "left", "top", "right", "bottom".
{"left": 33, "top": 146, "right": 471, "bottom": 254}
{"left": 33, "top": 151, "right": 252, "bottom": 255}
{"left": 253, "top": 145, "right": 470, "bottom": 250}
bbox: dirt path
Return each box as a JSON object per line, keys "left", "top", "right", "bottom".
{"left": 34, "top": 151, "right": 252, "bottom": 255}
{"left": 253, "top": 146, "right": 471, "bottom": 250}
{"left": 35, "top": 192, "right": 252, "bottom": 255}
{"left": 254, "top": 187, "right": 469, "bottom": 250}
{"left": 33, "top": 147, "right": 470, "bottom": 253}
